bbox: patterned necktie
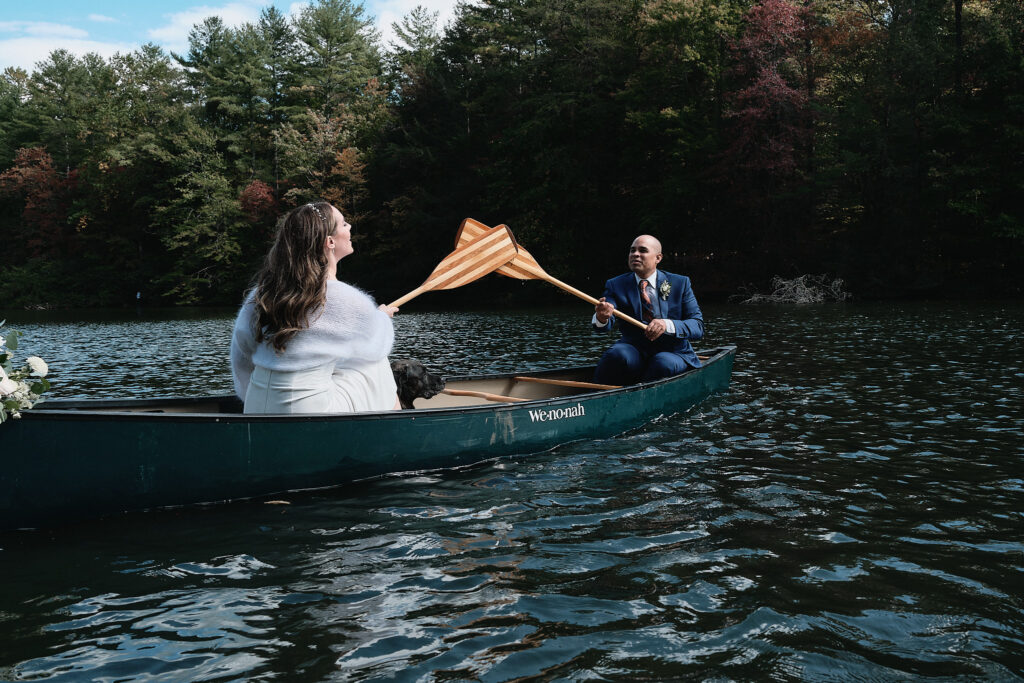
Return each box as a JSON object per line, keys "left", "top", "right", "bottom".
{"left": 639, "top": 280, "right": 655, "bottom": 322}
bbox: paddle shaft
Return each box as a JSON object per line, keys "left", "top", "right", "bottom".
{"left": 543, "top": 273, "right": 648, "bottom": 331}
{"left": 442, "top": 388, "right": 525, "bottom": 403}
{"left": 513, "top": 376, "right": 621, "bottom": 390}
{"left": 389, "top": 285, "right": 425, "bottom": 308}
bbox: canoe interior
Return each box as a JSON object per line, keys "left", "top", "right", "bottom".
{"left": 35, "top": 367, "right": 613, "bottom": 414}
{"left": 28, "top": 347, "right": 733, "bottom": 417}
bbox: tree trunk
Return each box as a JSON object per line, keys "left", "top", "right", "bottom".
{"left": 954, "top": 0, "right": 964, "bottom": 97}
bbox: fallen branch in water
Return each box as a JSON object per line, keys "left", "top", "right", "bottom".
{"left": 734, "top": 275, "right": 851, "bottom": 304}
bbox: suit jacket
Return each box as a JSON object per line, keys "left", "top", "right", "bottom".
{"left": 595, "top": 270, "right": 704, "bottom": 367}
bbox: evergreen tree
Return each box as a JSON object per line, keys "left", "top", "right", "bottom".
{"left": 90, "top": 44, "right": 191, "bottom": 303}
{"left": 292, "top": 0, "right": 383, "bottom": 121}
{"left": 620, "top": 0, "right": 746, "bottom": 283}
{"left": 220, "top": 22, "right": 275, "bottom": 179}
{"left": 24, "top": 50, "right": 93, "bottom": 176}
{"left": 258, "top": 6, "right": 299, "bottom": 190}
{"left": 386, "top": 5, "right": 442, "bottom": 96}
{"left": 175, "top": 16, "right": 232, "bottom": 110}
{"left": 153, "top": 118, "right": 248, "bottom": 304}
{"left": 0, "top": 69, "right": 30, "bottom": 167}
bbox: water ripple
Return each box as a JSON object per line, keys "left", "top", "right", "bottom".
{"left": 2, "top": 301, "right": 1023, "bottom": 679}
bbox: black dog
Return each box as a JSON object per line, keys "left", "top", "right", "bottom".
{"left": 391, "top": 359, "right": 446, "bottom": 409}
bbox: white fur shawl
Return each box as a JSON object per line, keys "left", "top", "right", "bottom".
{"left": 230, "top": 280, "right": 394, "bottom": 399}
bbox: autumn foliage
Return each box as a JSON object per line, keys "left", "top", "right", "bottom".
{"left": 239, "top": 180, "right": 277, "bottom": 223}
{"left": 722, "top": 0, "right": 813, "bottom": 177}
{"left": 0, "top": 147, "right": 72, "bottom": 258}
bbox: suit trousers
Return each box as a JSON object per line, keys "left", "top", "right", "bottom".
{"left": 593, "top": 341, "right": 690, "bottom": 386}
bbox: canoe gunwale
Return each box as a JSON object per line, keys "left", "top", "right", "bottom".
{"left": 21, "top": 346, "right": 737, "bottom": 423}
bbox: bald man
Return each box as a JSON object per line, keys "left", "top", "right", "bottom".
{"left": 592, "top": 235, "right": 704, "bottom": 385}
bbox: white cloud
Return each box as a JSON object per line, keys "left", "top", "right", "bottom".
{"left": 88, "top": 14, "right": 120, "bottom": 24}
{"left": 0, "top": 21, "right": 89, "bottom": 40}
{"left": 147, "top": 1, "right": 266, "bottom": 54}
{"left": 0, "top": 37, "right": 136, "bottom": 72}
{"left": 0, "top": 22, "right": 133, "bottom": 71}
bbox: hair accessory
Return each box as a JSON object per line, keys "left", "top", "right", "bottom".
{"left": 306, "top": 202, "right": 327, "bottom": 226}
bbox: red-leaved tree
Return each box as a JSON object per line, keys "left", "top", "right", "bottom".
{"left": 721, "top": 0, "right": 813, "bottom": 179}
{"left": 0, "top": 147, "right": 73, "bottom": 258}
{"left": 239, "top": 179, "right": 277, "bottom": 223}
{"left": 713, "top": 0, "right": 818, "bottom": 271}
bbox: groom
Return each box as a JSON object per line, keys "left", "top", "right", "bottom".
{"left": 592, "top": 235, "right": 704, "bottom": 385}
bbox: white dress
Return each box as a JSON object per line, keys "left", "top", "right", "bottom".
{"left": 243, "top": 358, "right": 396, "bottom": 414}
{"left": 230, "top": 280, "right": 398, "bottom": 414}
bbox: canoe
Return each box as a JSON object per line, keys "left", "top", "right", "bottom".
{"left": 0, "top": 346, "right": 736, "bottom": 529}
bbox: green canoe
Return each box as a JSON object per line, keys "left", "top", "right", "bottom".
{"left": 0, "top": 346, "right": 735, "bottom": 529}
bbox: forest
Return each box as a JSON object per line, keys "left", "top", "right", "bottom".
{"left": 0, "top": 0, "right": 1021, "bottom": 308}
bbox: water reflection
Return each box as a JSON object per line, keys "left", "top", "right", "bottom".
{"left": 2, "top": 301, "right": 1023, "bottom": 679}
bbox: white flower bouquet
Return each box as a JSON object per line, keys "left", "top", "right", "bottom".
{"left": 1, "top": 322, "right": 50, "bottom": 423}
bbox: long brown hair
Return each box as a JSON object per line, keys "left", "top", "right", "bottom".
{"left": 252, "top": 201, "right": 335, "bottom": 352}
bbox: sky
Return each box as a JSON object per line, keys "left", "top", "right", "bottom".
{"left": 0, "top": 0, "right": 461, "bottom": 73}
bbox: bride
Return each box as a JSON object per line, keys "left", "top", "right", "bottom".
{"left": 230, "top": 201, "right": 400, "bottom": 414}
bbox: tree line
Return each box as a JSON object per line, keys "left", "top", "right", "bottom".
{"left": 1, "top": 0, "right": 1021, "bottom": 308}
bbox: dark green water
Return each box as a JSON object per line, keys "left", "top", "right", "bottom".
{"left": 1, "top": 301, "right": 1022, "bottom": 681}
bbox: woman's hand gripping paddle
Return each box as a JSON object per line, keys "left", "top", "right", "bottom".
{"left": 389, "top": 225, "right": 518, "bottom": 308}
{"left": 454, "top": 218, "right": 648, "bottom": 331}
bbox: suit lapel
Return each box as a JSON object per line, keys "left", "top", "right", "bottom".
{"left": 625, "top": 275, "right": 642, "bottom": 319}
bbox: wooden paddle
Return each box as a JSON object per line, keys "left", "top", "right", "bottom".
{"left": 389, "top": 225, "right": 518, "bottom": 307}
{"left": 512, "top": 376, "right": 621, "bottom": 390}
{"left": 441, "top": 388, "right": 526, "bottom": 403}
{"left": 455, "top": 218, "right": 648, "bottom": 330}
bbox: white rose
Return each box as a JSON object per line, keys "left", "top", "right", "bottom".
{"left": 0, "top": 367, "right": 18, "bottom": 396}
{"left": 26, "top": 356, "right": 48, "bottom": 377}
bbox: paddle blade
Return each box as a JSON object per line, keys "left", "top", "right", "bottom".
{"left": 458, "top": 219, "right": 647, "bottom": 331}
{"left": 454, "top": 217, "right": 491, "bottom": 248}
{"left": 420, "top": 225, "right": 518, "bottom": 291}
{"left": 389, "top": 227, "right": 517, "bottom": 307}
{"left": 456, "top": 218, "right": 544, "bottom": 280}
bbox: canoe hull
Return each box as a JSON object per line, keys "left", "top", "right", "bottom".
{"left": 0, "top": 347, "right": 735, "bottom": 529}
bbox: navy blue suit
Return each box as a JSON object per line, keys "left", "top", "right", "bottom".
{"left": 593, "top": 270, "right": 704, "bottom": 385}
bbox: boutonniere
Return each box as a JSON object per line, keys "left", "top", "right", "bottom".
{"left": 659, "top": 280, "right": 671, "bottom": 300}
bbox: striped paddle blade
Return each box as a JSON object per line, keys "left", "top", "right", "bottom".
{"left": 453, "top": 218, "right": 648, "bottom": 331}
{"left": 389, "top": 225, "right": 518, "bottom": 307}
{"left": 455, "top": 218, "right": 545, "bottom": 280}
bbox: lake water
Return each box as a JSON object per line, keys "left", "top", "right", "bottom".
{"left": 1, "top": 301, "right": 1023, "bottom": 680}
